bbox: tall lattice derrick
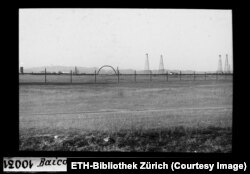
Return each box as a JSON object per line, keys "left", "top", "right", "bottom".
{"left": 158, "top": 55, "right": 165, "bottom": 74}
{"left": 224, "top": 54, "right": 229, "bottom": 73}
{"left": 217, "top": 55, "right": 223, "bottom": 73}
{"left": 144, "top": 53, "right": 150, "bottom": 74}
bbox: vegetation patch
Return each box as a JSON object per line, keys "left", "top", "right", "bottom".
{"left": 20, "top": 126, "right": 231, "bottom": 152}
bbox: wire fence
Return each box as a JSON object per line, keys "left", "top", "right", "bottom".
{"left": 19, "top": 70, "right": 233, "bottom": 84}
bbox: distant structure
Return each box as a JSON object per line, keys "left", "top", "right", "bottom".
{"left": 144, "top": 53, "right": 150, "bottom": 74}
{"left": 20, "top": 67, "right": 24, "bottom": 74}
{"left": 224, "top": 54, "right": 229, "bottom": 73}
{"left": 217, "top": 55, "right": 223, "bottom": 73}
{"left": 158, "top": 55, "right": 165, "bottom": 74}
{"left": 74, "top": 66, "right": 78, "bottom": 74}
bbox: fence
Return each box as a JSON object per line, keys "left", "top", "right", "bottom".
{"left": 19, "top": 69, "right": 233, "bottom": 84}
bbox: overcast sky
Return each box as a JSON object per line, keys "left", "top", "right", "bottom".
{"left": 19, "top": 9, "right": 232, "bottom": 71}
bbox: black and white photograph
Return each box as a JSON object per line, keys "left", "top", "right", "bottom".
{"left": 19, "top": 8, "right": 233, "bottom": 152}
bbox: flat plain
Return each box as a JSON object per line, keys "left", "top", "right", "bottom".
{"left": 19, "top": 78, "right": 232, "bottom": 152}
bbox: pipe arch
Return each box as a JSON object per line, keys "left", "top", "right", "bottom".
{"left": 97, "top": 65, "right": 118, "bottom": 75}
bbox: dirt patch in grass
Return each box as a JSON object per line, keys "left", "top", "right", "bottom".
{"left": 20, "top": 126, "right": 231, "bottom": 152}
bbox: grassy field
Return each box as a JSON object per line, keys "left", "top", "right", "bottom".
{"left": 19, "top": 80, "right": 232, "bottom": 152}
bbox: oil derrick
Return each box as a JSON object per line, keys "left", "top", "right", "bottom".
{"left": 224, "top": 54, "right": 229, "bottom": 73}
{"left": 217, "top": 55, "right": 223, "bottom": 73}
{"left": 158, "top": 55, "right": 165, "bottom": 74}
{"left": 144, "top": 53, "right": 150, "bottom": 74}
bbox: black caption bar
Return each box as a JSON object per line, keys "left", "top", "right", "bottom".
{"left": 67, "top": 158, "right": 248, "bottom": 173}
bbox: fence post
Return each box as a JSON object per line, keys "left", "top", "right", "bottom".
{"left": 94, "top": 70, "right": 96, "bottom": 83}
{"left": 166, "top": 71, "right": 168, "bottom": 81}
{"left": 193, "top": 71, "right": 195, "bottom": 81}
{"left": 216, "top": 72, "right": 218, "bottom": 80}
{"left": 45, "top": 68, "right": 47, "bottom": 83}
{"left": 205, "top": 72, "right": 206, "bottom": 80}
{"left": 134, "top": 70, "right": 136, "bottom": 82}
{"left": 180, "top": 71, "right": 181, "bottom": 81}
{"left": 70, "top": 70, "right": 72, "bottom": 83}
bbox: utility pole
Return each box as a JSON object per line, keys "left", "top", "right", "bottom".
{"left": 134, "top": 70, "right": 136, "bottom": 82}
{"left": 95, "top": 70, "right": 96, "bottom": 83}
{"left": 117, "top": 67, "right": 119, "bottom": 83}
{"left": 150, "top": 71, "right": 152, "bottom": 81}
{"left": 70, "top": 70, "right": 72, "bottom": 83}
{"left": 45, "top": 68, "right": 47, "bottom": 83}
